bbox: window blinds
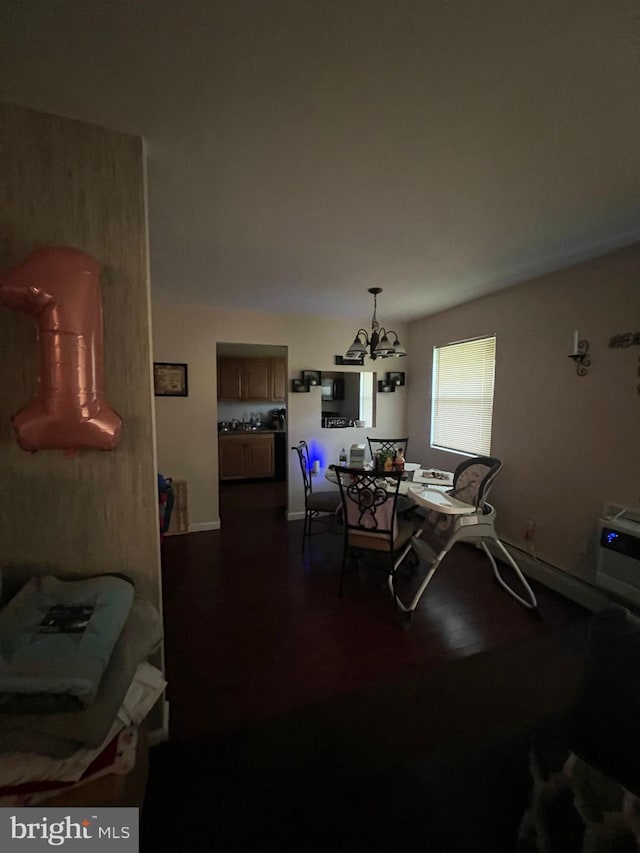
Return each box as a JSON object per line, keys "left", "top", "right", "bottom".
{"left": 431, "top": 336, "right": 496, "bottom": 456}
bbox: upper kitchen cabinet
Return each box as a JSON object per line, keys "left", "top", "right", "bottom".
{"left": 218, "top": 357, "right": 286, "bottom": 402}
{"left": 217, "top": 358, "right": 243, "bottom": 400}
{"left": 243, "top": 358, "right": 271, "bottom": 400}
{"left": 270, "top": 359, "right": 286, "bottom": 402}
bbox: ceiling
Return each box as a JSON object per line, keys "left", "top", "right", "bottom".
{"left": 1, "top": 0, "right": 638, "bottom": 323}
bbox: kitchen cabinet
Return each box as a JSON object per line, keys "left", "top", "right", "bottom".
{"left": 218, "top": 433, "right": 275, "bottom": 480}
{"left": 217, "top": 358, "right": 243, "bottom": 400}
{"left": 217, "top": 358, "right": 286, "bottom": 402}
{"left": 243, "top": 359, "right": 271, "bottom": 401}
{"left": 270, "top": 359, "right": 286, "bottom": 402}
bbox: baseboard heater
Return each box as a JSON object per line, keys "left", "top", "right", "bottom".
{"left": 487, "top": 540, "right": 609, "bottom": 612}
{"left": 596, "top": 506, "right": 640, "bottom": 603}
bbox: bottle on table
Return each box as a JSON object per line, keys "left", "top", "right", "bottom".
{"left": 340, "top": 448, "right": 347, "bottom": 467}
{"left": 394, "top": 447, "right": 405, "bottom": 472}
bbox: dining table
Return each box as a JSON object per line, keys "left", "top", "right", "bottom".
{"left": 324, "top": 464, "right": 465, "bottom": 510}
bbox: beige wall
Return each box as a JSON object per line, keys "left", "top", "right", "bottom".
{"left": 0, "top": 103, "right": 162, "bottom": 609}
{"left": 151, "top": 302, "right": 410, "bottom": 526}
{"left": 407, "top": 244, "right": 640, "bottom": 582}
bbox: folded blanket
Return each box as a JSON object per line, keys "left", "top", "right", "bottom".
{"left": 0, "top": 575, "right": 135, "bottom": 713}
{"left": 0, "top": 596, "right": 163, "bottom": 752}
{"left": 0, "top": 662, "right": 165, "bottom": 788}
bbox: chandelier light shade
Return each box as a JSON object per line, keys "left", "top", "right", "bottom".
{"left": 345, "top": 287, "right": 407, "bottom": 361}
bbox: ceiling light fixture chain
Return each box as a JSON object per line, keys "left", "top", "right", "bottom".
{"left": 371, "top": 287, "right": 380, "bottom": 335}
{"left": 344, "top": 287, "right": 407, "bottom": 361}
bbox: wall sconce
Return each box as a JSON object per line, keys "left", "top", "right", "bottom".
{"left": 335, "top": 355, "right": 365, "bottom": 366}
{"left": 386, "top": 371, "right": 405, "bottom": 387}
{"left": 292, "top": 370, "right": 322, "bottom": 391}
{"left": 568, "top": 330, "right": 591, "bottom": 376}
{"left": 302, "top": 370, "right": 321, "bottom": 386}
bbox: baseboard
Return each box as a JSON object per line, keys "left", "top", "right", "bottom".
{"left": 485, "top": 540, "right": 610, "bottom": 612}
{"left": 287, "top": 511, "right": 306, "bottom": 522}
{"left": 188, "top": 521, "right": 220, "bottom": 532}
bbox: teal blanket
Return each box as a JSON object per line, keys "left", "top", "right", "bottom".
{"left": 0, "top": 574, "right": 134, "bottom": 713}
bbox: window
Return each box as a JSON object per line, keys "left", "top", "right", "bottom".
{"left": 431, "top": 335, "right": 496, "bottom": 456}
{"left": 359, "top": 372, "right": 374, "bottom": 427}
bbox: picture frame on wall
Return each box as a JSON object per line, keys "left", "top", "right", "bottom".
{"left": 154, "top": 362, "right": 188, "bottom": 397}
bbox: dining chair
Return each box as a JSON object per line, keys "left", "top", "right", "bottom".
{"left": 395, "top": 456, "right": 538, "bottom": 626}
{"left": 291, "top": 441, "right": 341, "bottom": 547}
{"left": 330, "top": 465, "right": 418, "bottom": 599}
{"left": 366, "top": 437, "right": 409, "bottom": 464}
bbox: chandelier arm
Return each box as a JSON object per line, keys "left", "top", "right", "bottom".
{"left": 381, "top": 328, "right": 400, "bottom": 340}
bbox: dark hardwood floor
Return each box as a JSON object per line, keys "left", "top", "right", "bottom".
{"left": 159, "top": 479, "right": 588, "bottom": 743}
{"left": 144, "top": 480, "right": 594, "bottom": 850}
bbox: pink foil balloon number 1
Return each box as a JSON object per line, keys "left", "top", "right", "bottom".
{"left": 0, "top": 246, "right": 122, "bottom": 454}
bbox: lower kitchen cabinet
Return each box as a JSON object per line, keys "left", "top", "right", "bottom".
{"left": 218, "top": 433, "right": 275, "bottom": 480}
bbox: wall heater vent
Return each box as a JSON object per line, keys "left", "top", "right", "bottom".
{"left": 596, "top": 507, "right": 640, "bottom": 603}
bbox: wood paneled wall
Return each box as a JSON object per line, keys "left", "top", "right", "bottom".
{"left": 0, "top": 102, "right": 161, "bottom": 610}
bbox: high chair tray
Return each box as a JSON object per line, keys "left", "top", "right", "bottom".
{"left": 408, "top": 486, "right": 476, "bottom": 514}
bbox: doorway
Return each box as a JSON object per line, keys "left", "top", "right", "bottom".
{"left": 216, "top": 342, "right": 288, "bottom": 522}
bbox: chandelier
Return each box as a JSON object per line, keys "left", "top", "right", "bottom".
{"left": 344, "top": 288, "right": 407, "bottom": 361}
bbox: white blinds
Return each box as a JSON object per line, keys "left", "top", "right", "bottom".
{"left": 431, "top": 336, "right": 496, "bottom": 456}
{"left": 359, "top": 372, "right": 374, "bottom": 427}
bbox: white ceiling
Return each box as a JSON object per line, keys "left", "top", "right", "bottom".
{"left": 1, "top": 0, "right": 638, "bottom": 323}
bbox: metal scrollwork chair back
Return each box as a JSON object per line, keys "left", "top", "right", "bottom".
{"left": 331, "top": 465, "right": 417, "bottom": 599}
{"left": 291, "top": 441, "right": 341, "bottom": 548}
